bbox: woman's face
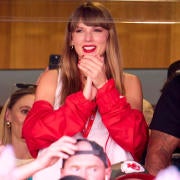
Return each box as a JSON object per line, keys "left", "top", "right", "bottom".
{"left": 6, "top": 94, "right": 35, "bottom": 142}
{"left": 71, "top": 22, "right": 109, "bottom": 57}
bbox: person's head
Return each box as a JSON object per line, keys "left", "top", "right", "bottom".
{"left": 0, "top": 84, "right": 36, "bottom": 145}
{"left": 167, "top": 60, "right": 180, "bottom": 80}
{"left": 161, "top": 60, "right": 180, "bottom": 93}
{"left": 61, "top": 139, "right": 111, "bottom": 180}
{"left": 61, "top": 2, "right": 124, "bottom": 103}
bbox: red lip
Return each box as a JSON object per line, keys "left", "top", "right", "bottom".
{"left": 82, "top": 45, "right": 96, "bottom": 53}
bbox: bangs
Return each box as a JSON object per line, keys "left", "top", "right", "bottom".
{"left": 68, "top": 3, "right": 112, "bottom": 32}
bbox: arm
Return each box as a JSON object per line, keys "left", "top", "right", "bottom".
{"left": 123, "top": 73, "right": 143, "bottom": 111}
{"left": 96, "top": 79, "right": 148, "bottom": 162}
{"left": 35, "top": 69, "right": 58, "bottom": 105}
{"left": 13, "top": 136, "right": 77, "bottom": 180}
{"left": 145, "top": 76, "right": 180, "bottom": 175}
{"left": 22, "top": 92, "right": 96, "bottom": 158}
{"left": 145, "top": 130, "right": 179, "bottom": 176}
{"left": 23, "top": 68, "right": 96, "bottom": 157}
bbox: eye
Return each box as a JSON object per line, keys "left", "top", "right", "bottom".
{"left": 89, "top": 167, "right": 97, "bottom": 172}
{"left": 71, "top": 167, "right": 80, "bottom": 172}
{"left": 94, "top": 27, "right": 103, "bottom": 32}
{"left": 75, "top": 28, "right": 83, "bottom": 33}
{"left": 21, "top": 109, "right": 30, "bottom": 115}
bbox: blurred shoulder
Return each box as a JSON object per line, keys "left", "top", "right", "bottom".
{"left": 123, "top": 72, "right": 143, "bottom": 110}
{"left": 123, "top": 72, "right": 142, "bottom": 88}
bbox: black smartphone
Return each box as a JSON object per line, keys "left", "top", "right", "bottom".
{"left": 48, "top": 54, "right": 61, "bottom": 70}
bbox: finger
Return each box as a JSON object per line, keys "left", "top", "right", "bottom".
{"left": 50, "top": 136, "right": 76, "bottom": 148}
{"left": 60, "top": 136, "right": 77, "bottom": 144}
{"left": 80, "top": 57, "right": 103, "bottom": 70}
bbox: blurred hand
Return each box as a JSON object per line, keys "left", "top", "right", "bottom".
{"left": 82, "top": 76, "right": 97, "bottom": 101}
{"left": 78, "top": 55, "right": 107, "bottom": 89}
{"left": 35, "top": 136, "right": 78, "bottom": 168}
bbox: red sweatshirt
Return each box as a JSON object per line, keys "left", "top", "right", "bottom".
{"left": 22, "top": 79, "right": 148, "bottom": 161}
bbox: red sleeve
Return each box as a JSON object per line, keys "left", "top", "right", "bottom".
{"left": 22, "top": 91, "right": 96, "bottom": 158}
{"left": 96, "top": 79, "right": 148, "bottom": 162}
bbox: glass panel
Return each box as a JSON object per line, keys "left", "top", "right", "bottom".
{"left": 0, "top": 0, "right": 180, "bottom": 69}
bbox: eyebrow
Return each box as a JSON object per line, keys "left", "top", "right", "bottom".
{"left": 19, "top": 105, "right": 31, "bottom": 109}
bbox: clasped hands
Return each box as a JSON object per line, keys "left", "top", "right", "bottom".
{"left": 78, "top": 54, "right": 107, "bottom": 101}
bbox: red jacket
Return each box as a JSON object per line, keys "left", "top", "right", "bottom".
{"left": 22, "top": 79, "right": 148, "bottom": 161}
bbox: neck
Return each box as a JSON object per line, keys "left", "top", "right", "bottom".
{"left": 11, "top": 136, "right": 32, "bottom": 159}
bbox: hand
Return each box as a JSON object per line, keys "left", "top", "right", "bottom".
{"left": 35, "top": 136, "right": 77, "bottom": 168}
{"left": 78, "top": 55, "right": 107, "bottom": 89}
{"left": 13, "top": 136, "right": 78, "bottom": 179}
{"left": 82, "top": 76, "right": 97, "bottom": 101}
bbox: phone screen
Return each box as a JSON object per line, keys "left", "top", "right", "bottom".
{"left": 49, "top": 54, "right": 61, "bottom": 69}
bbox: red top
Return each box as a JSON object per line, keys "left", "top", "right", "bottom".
{"left": 22, "top": 79, "right": 148, "bottom": 161}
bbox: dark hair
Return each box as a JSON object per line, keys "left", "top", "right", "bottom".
{"left": 59, "top": 175, "right": 85, "bottom": 180}
{"left": 8, "top": 85, "right": 36, "bottom": 109}
{"left": 161, "top": 60, "right": 180, "bottom": 93}
{"left": 62, "top": 138, "right": 109, "bottom": 168}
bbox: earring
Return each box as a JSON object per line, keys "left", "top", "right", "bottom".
{"left": 6, "top": 121, "right": 11, "bottom": 128}
{"left": 71, "top": 45, "right": 74, "bottom": 50}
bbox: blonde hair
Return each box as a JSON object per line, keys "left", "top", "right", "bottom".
{"left": 60, "top": 2, "right": 124, "bottom": 104}
{"left": 0, "top": 87, "right": 36, "bottom": 145}
{"left": 0, "top": 98, "right": 10, "bottom": 144}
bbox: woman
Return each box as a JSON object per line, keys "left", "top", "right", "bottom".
{"left": 0, "top": 84, "right": 36, "bottom": 167}
{"left": 22, "top": 1, "right": 148, "bottom": 172}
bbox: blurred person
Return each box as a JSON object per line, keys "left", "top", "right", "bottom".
{"left": 155, "top": 165, "right": 180, "bottom": 180}
{"left": 0, "top": 136, "right": 110, "bottom": 180}
{"left": 161, "top": 60, "right": 180, "bottom": 93}
{"left": 0, "top": 84, "right": 36, "bottom": 167}
{"left": 0, "top": 136, "right": 77, "bottom": 180}
{"left": 143, "top": 99, "right": 154, "bottom": 126}
{"left": 60, "top": 138, "right": 111, "bottom": 180}
{"left": 0, "top": 144, "right": 15, "bottom": 180}
{"left": 145, "top": 61, "right": 180, "bottom": 175}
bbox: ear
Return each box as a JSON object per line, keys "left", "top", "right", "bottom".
{"left": 5, "top": 109, "right": 12, "bottom": 122}
{"left": 105, "top": 167, "right": 112, "bottom": 180}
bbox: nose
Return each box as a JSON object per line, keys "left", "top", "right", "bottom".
{"left": 78, "top": 169, "right": 88, "bottom": 179}
{"left": 85, "top": 31, "right": 93, "bottom": 42}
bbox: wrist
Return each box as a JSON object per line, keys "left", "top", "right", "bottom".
{"left": 97, "top": 80, "right": 108, "bottom": 89}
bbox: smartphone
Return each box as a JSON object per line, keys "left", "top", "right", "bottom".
{"left": 48, "top": 54, "right": 61, "bottom": 70}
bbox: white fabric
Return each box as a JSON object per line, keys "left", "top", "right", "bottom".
{"left": 87, "top": 110, "right": 133, "bottom": 164}
{"left": 33, "top": 74, "right": 133, "bottom": 180}
{"left": 155, "top": 166, "right": 180, "bottom": 180}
